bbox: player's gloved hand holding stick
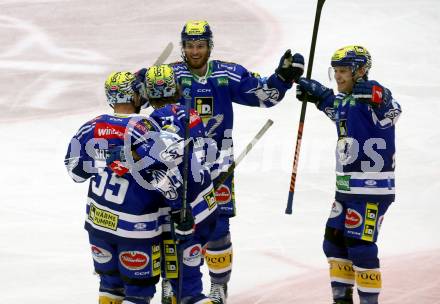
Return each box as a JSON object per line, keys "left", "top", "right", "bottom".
{"left": 170, "top": 208, "right": 195, "bottom": 244}
{"left": 352, "top": 79, "right": 393, "bottom": 107}
{"left": 295, "top": 77, "right": 334, "bottom": 106}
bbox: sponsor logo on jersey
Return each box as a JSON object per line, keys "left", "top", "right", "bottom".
{"left": 164, "top": 242, "right": 176, "bottom": 256}
{"left": 195, "top": 97, "right": 213, "bottom": 123}
{"left": 345, "top": 208, "right": 363, "bottom": 229}
{"left": 163, "top": 240, "right": 178, "bottom": 279}
{"left": 152, "top": 244, "right": 161, "bottom": 277}
{"left": 204, "top": 189, "right": 217, "bottom": 210}
{"left": 91, "top": 245, "right": 112, "bottom": 264}
{"left": 181, "top": 77, "right": 192, "bottom": 87}
{"left": 362, "top": 202, "right": 378, "bottom": 241}
{"left": 134, "top": 223, "right": 147, "bottom": 230}
{"left": 128, "top": 119, "right": 152, "bottom": 133}
{"left": 88, "top": 203, "right": 119, "bottom": 231}
{"left": 364, "top": 179, "right": 377, "bottom": 187}
{"left": 216, "top": 76, "right": 228, "bottom": 86}
{"left": 336, "top": 175, "right": 351, "bottom": 191}
{"left": 215, "top": 185, "right": 231, "bottom": 205}
{"left": 218, "top": 63, "right": 236, "bottom": 71}
{"left": 329, "top": 201, "right": 343, "bottom": 218}
{"left": 94, "top": 122, "right": 125, "bottom": 139}
{"left": 119, "top": 251, "right": 149, "bottom": 270}
{"left": 197, "top": 88, "right": 211, "bottom": 93}
{"left": 183, "top": 245, "right": 202, "bottom": 267}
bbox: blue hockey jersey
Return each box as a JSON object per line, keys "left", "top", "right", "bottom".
{"left": 148, "top": 104, "right": 218, "bottom": 229}
{"left": 64, "top": 112, "right": 216, "bottom": 243}
{"left": 170, "top": 60, "right": 292, "bottom": 215}
{"left": 318, "top": 91, "right": 402, "bottom": 202}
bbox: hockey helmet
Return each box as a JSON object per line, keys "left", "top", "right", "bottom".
{"left": 331, "top": 45, "right": 372, "bottom": 76}
{"left": 105, "top": 71, "right": 136, "bottom": 107}
{"left": 181, "top": 20, "right": 213, "bottom": 48}
{"left": 145, "top": 64, "right": 178, "bottom": 101}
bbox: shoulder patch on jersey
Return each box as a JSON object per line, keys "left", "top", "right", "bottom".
{"left": 216, "top": 60, "right": 237, "bottom": 65}
{"left": 214, "top": 60, "right": 238, "bottom": 72}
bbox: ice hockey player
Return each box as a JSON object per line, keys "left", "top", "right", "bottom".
{"left": 142, "top": 64, "right": 218, "bottom": 304}
{"left": 64, "top": 71, "right": 216, "bottom": 304}
{"left": 153, "top": 20, "right": 304, "bottom": 304}
{"left": 296, "top": 45, "right": 402, "bottom": 304}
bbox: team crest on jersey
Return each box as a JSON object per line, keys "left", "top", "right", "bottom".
{"left": 195, "top": 97, "right": 213, "bottom": 123}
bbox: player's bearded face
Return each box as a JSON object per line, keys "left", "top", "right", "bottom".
{"left": 183, "top": 40, "right": 210, "bottom": 69}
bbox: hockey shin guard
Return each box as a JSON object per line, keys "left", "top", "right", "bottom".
{"left": 355, "top": 267, "right": 381, "bottom": 304}
{"left": 205, "top": 233, "right": 232, "bottom": 284}
{"left": 98, "top": 294, "right": 123, "bottom": 304}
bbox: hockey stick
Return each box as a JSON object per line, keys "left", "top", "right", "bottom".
{"left": 153, "top": 42, "right": 173, "bottom": 65}
{"left": 285, "top": 0, "right": 326, "bottom": 214}
{"left": 214, "top": 119, "right": 274, "bottom": 190}
{"left": 175, "top": 93, "right": 192, "bottom": 304}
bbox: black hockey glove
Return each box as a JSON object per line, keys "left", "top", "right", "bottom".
{"left": 275, "top": 49, "right": 304, "bottom": 83}
{"left": 132, "top": 69, "right": 150, "bottom": 108}
{"left": 296, "top": 77, "right": 334, "bottom": 106}
{"left": 170, "top": 208, "right": 195, "bottom": 243}
{"left": 352, "top": 80, "right": 392, "bottom": 107}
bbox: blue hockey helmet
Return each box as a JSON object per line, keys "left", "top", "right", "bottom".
{"left": 331, "top": 45, "right": 372, "bottom": 76}
{"left": 181, "top": 20, "right": 213, "bottom": 48}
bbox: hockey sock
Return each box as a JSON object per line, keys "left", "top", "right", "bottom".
{"left": 355, "top": 266, "right": 381, "bottom": 304}
{"left": 205, "top": 234, "right": 232, "bottom": 284}
{"left": 98, "top": 293, "right": 123, "bottom": 304}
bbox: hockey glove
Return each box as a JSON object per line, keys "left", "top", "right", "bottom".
{"left": 275, "top": 49, "right": 305, "bottom": 83}
{"left": 106, "top": 146, "right": 129, "bottom": 176}
{"left": 170, "top": 208, "right": 195, "bottom": 243}
{"left": 352, "top": 80, "right": 392, "bottom": 107}
{"left": 133, "top": 69, "right": 150, "bottom": 108}
{"left": 296, "top": 77, "right": 334, "bottom": 105}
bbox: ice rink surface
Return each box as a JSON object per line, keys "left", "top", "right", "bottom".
{"left": 1, "top": 0, "right": 439, "bottom": 303}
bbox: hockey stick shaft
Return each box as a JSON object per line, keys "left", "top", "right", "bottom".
{"left": 153, "top": 42, "right": 173, "bottom": 65}
{"left": 285, "top": 0, "right": 326, "bottom": 214}
{"left": 214, "top": 119, "right": 274, "bottom": 190}
{"left": 176, "top": 96, "right": 191, "bottom": 304}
